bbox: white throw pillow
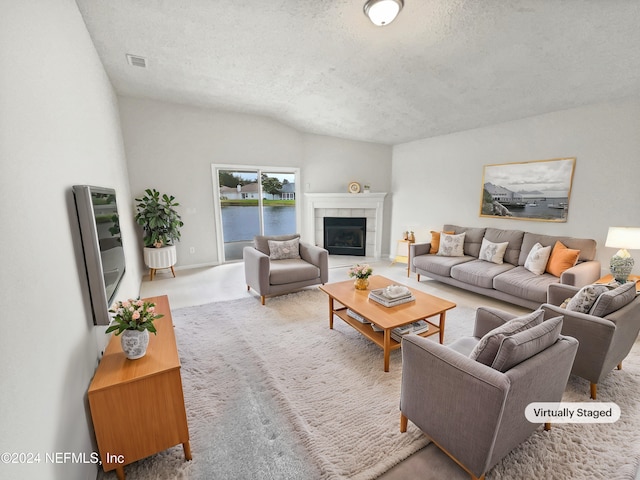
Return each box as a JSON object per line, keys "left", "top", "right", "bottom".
{"left": 436, "top": 232, "right": 466, "bottom": 257}
{"left": 524, "top": 242, "right": 552, "bottom": 275}
{"left": 268, "top": 238, "right": 300, "bottom": 260}
{"left": 478, "top": 238, "right": 509, "bottom": 265}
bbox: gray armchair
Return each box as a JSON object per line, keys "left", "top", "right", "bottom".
{"left": 542, "top": 282, "right": 640, "bottom": 399}
{"left": 243, "top": 234, "right": 328, "bottom": 305}
{"left": 400, "top": 307, "right": 578, "bottom": 480}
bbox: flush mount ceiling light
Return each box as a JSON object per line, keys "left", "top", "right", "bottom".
{"left": 363, "top": 0, "right": 404, "bottom": 26}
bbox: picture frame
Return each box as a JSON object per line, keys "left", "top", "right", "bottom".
{"left": 479, "top": 157, "right": 576, "bottom": 223}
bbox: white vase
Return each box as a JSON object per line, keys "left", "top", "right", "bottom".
{"left": 120, "top": 329, "right": 150, "bottom": 360}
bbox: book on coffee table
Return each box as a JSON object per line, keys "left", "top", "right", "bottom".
{"left": 390, "top": 320, "right": 429, "bottom": 343}
{"left": 347, "top": 309, "right": 370, "bottom": 324}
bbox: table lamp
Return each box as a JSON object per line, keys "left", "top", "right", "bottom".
{"left": 605, "top": 227, "right": 640, "bottom": 283}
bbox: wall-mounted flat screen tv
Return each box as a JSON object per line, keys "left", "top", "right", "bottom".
{"left": 73, "top": 185, "right": 126, "bottom": 326}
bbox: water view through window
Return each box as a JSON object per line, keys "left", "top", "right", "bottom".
{"left": 216, "top": 167, "right": 298, "bottom": 261}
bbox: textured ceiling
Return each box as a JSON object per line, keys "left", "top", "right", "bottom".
{"left": 76, "top": 0, "right": 640, "bottom": 145}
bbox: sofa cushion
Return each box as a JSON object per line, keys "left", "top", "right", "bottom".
{"left": 437, "top": 232, "right": 466, "bottom": 257}
{"left": 254, "top": 234, "right": 300, "bottom": 255}
{"left": 451, "top": 260, "right": 515, "bottom": 289}
{"left": 546, "top": 241, "right": 580, "bottom": 277}
{"left": 518, "top": 233, "right": 596, "bottom": 265}
{"left": 566, "top": 284, "right": 610, "bottom": 313}
{"left": 589, "top": 281, "right": 637, "bottom": 317}
{"left": 524, "top": 242, "right": 553, "bottom": 275}
{"left": 429, "top": 230, "right": 454, "bottom": 254}
{"left": 268, "top": 238, "right": 301, "bottom": 260}
{"left": 469, "top": 309, "right": 544, "bottom": 366}
{"left": 443, "top": 225, "right": 486, "bottom": 257}
{"left": 269, "top": 258, "right": 320, "bottom": 285}
{"left": 484, "top": 228, "right": 524, "bottom": 265}
{"left": 413, "top": 254, "right": 475, "bottom": 277}
{"left": 493, "top": 266, "right": 559, "bottom": 304}
{"left": 491, "top": 316, "right": 563, "bottom": 372}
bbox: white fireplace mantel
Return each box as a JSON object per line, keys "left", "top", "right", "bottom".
{"left": 303, "top": 192, "right": 387, "bottom": 258}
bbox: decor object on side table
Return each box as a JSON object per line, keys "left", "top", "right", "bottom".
{"left": 605, "top": 227, "right": 640, "bottom": 283}
{"left": 135, "top": 188, "right": 184, "bottom": 280}
{"left": 106, "top": 297, "right": 163, "bottom": 359}
{"left": 349, "top": 264, "right": 373, "bottom": 290}
{"left": 348, "top": 181, "right": 361, "bottom": 194}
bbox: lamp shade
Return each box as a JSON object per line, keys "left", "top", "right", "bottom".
{"left": 605, "top": 227, "right": 640, "bottom": 250}
{"left": 363, "top": 0, "right": 404, "bottom": 26}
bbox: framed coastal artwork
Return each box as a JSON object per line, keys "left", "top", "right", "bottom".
{"left": 479, "top": 157, "right": 576, "bottom": 223}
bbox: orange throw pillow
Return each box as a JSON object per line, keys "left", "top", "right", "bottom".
{"left": 546, "top": 241, "right": 580, "bottom": 277}
{"left": 430, "top": 230, "right": 455, "bottom": 254}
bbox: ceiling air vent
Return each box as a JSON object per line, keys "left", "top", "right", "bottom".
{"left": 126, "top": 54, "right": 147, "bottom": 68}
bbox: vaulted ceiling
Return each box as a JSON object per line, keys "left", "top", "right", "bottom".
{"left": 76, "top": 0, "right": 640, "bottom": 145}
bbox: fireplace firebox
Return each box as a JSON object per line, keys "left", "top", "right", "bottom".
{"left": 323, "top": 217, "right": 366, "bottom": 256}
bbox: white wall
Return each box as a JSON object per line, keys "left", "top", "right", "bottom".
{"left": 118, "top": 96, "right": 393, "bottom": 264}
{"left": 0, "top": 2, "right": 142, "bottom": 479}
{"left": 391, "top": 97, "right": 640, "bottom": 273}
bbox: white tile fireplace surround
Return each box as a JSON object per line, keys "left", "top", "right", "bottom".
{"left": 303, "top": 193, "right": 387, "bottom": 258}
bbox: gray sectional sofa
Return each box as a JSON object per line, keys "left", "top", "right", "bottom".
{"left": 410, "top": 224, "right": 601, "bottom": 309}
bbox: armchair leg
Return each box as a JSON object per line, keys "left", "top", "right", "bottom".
{"left": 416, "top": 274, "right": 421, "bottom": 282}
{"left": 544, "top": 422, "right": 551, "bottom": 431}
{"left": 400, "top": 413, "right": 408, "bottom": 433}
{"left": 618, "top": 362, "right": 623, "bottom": 370}
{"left": 590, "top": 383, "right": 597, "bottom": 400}
{"left": 261, "top": 295, "right": 265, "bottom": 305}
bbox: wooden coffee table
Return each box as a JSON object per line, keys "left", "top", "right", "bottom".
{"left": 319, "top": 275, "right": 456, "bottom": 372}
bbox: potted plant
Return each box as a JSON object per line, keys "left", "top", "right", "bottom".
{"left": 106, "top": 298, "right": 164, "bottom": 359}
{"left": 135, "top": 188, "right": 184, "bottom": 248}
{"left": 135, "top": 189, "right": 184, "bottom": 278}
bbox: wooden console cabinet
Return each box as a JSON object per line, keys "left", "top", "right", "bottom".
{"left": 88, "top": 295, "right": 191, "bottom": 480}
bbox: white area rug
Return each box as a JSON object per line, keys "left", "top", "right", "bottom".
{"left": 99, "top": 288, "right": 640, "bottom": 479}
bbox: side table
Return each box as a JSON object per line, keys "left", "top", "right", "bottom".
{"left": 391, "top": 239, "right": 414, "bottom": 277}
{"left": 594, "top": 273, "right": 640, "bottom": 293}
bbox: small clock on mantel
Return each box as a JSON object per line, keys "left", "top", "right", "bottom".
{"left": 348, "top": 182, "right": 361, "bottom": 194}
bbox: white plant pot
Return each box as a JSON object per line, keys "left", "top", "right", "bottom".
{"left": 120, "top": 329, "right": 150, "bottom": 360}
{"left": 143, "top": 245, "right": 177, "bottom": 269}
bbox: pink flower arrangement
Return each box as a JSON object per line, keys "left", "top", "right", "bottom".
{"left": 106, "top": 297, "right": 164, "bottom": 336}
{"left": 348, "top": 264, "right": 373, "bottom": 279}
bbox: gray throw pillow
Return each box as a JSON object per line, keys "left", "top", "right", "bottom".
{"left": 566, "top": 284, "right": 610, "bottom": 313}
{"left": 469, "top": 309, "right": 544, "bottom": 366}
{"left": 491, "top": 316, "right": 563, "bottom": 372}
{"left": 589, "top": 281, "right": 637, "bottom": 317}
{"left": 268, "top": 238, "right": 301, "bottom": 260}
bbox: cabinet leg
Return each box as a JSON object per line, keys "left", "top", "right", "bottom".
{"left": 115, "top": 466, "right": 125, "bottom": 480}
{"left": 183, "top": 441, "right": 193, "bottom": 461}
{"left": 149, "top": 268, "right": 156, "bottom": 281}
